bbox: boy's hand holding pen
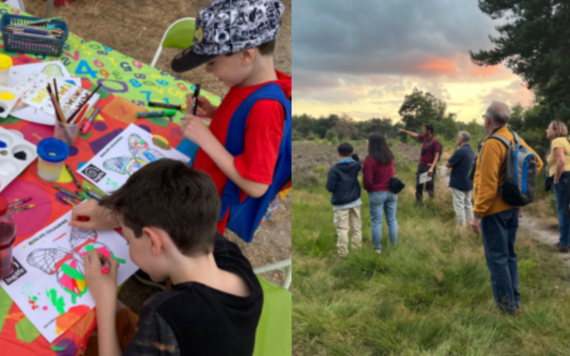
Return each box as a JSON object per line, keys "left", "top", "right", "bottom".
{"left": 181, "top": 85, "right": 215, "bottom": 146}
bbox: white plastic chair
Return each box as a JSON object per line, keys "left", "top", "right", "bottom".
{"left": 254, "top": 258, "right": 292, "bottom": 290}
{"left": 151, "top": 18, "right": 195, "bottom": 68}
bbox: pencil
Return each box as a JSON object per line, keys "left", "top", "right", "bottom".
{"left": 67, "top": 83, "right": 102, "bottom": 124}
{"left": 65, "top": 164, "right": 81, "bottom": 189}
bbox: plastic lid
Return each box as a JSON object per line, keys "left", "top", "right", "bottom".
{"left": 0, "top": 197, "right": 7, "bottom": 216}
{"left": 0, "top": 54, "right": 12, "bottom": 71}
{"left": 37, "top": 138, "right": 69, "bottom": 163}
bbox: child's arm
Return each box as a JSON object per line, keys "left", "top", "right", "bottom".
{"left": 182, "top": 112, "right": 271, "bottom": 198}
{"left": 83, "top": 250, "right": 122, "bottom": 356}
{"left": 326, "top": 168, "right": 337, "bottom": 192}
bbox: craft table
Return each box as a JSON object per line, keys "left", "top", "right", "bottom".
{"left": 0, "top": 4, "right": 216, "bottom": 355}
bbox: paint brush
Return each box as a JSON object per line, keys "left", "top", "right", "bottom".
{"left": 65, "top": 164, "right": 81, "bottom": 189}
{"left": 46, "top": 83, "right": 65, "bottom": 125}
{"left": 67, "top": 83, "right": 102, "bottom": 125}
{"left": 53, "top": 78, "right": 60, "bottom": 106}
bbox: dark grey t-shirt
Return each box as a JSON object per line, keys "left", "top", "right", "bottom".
{"left": 123, "top": 233, "right": 263, "bottom": 356}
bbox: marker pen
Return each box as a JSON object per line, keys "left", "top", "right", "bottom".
{"left": 136, "top": 109, "right": 177, "bottom": 118}
{"left": 192, "top": 84, "right": 201, "bottom": 115}
{"left": 148, "top": 102, "right": 186, "bottom": 111}
{"left": 80, "top": 107, "right": 101, "bottom": 135}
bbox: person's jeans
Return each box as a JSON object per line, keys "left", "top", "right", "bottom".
{"left": 554, "top": 178, "right": 570, "bottom": 247}
{"left": 481, "top": 208, "right": 520, "bottom": 313}
{"left": 416, "top": 164, "right": 435, "bottom": 200}
{"left": 451, "top": 189, "right": 473, "bottom": 226}
{"left": 368, "top": 191, "right": 398, "bottom": 250}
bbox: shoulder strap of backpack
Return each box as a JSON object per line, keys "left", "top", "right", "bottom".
{"left": 219, "top": 83, "right": 290, "bottom": 221}
{"left": 489, "top": 134, "right": 511, "bottom": 148}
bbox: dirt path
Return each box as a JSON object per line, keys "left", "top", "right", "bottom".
{"left": 438, "top": 163, "right": 569, "bottom": 266}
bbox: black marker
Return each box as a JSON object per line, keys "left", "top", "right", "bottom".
{"left": 192, "top": 84, "right": 201, "bottom": 115}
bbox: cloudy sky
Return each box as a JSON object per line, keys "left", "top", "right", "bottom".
{"left": 292, "top": 0, "right": 534, "bottom": 123}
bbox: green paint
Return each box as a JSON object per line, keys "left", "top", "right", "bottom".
{"left": 110, "top": 251, "right": 126, "bottom": 264}
{"left": 144, "top": 116, "right": 170, "bottom": 127}
{"left": 61, "top": 264, "right": 85, "bottom": 281}
{"left": 32, "top": 296, "right": 38, "bottom": 301}
{"left": 46, "top": 288, "right": 66, "bottom": 315}
{"left": 0, "top": 286, "right": 13, "bottom": 334}
{"left": 51, "top": 343, "right": 67, "bottom": 351}
{"left": 15, "top": 317, "right": 40, "bottom": 343}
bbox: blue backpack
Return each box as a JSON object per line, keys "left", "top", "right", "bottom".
{"left": 177, "top": 83, "right": 291, "bottom": 243}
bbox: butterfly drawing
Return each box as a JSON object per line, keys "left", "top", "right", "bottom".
{"left": 103, "top": 134, "right": 164, "bottom": 176}
{"left": 27, "top": 228, "right": 125, "bottom": 300}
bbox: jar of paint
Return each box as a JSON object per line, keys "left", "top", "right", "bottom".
{"left": 36, "top": 138, "right": 69, "bottom": 182}
{"left": 0, "top": 197, "right": 16, "bottom": 279}
{"left": 0, "top": 55, "right": 12, "bottom": 87}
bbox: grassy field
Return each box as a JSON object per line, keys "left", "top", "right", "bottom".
{"left": 292, "top": 140, "right": 570, "bottom": 356}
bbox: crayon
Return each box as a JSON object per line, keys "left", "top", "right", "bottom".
{"left": 85, "top": 190, "right": 102, "bottom": 202}
{"left": 53, "top": 184, "right": 83, "bottom": 201}
{"left": 9, "top": 197, "right": 32, "bottom": 208}
{"left": 148, "top": 102, "right": 186, "bottom": 111}
{"left": 61, "top": 197, "right": 77, "bottom": 206}
{"left": 136, "top": 109, "right": 177, "bottom": 118}
{"left": 65, "top": 164, "right": 81, "bottom": 189}
{"left": 10, "top": 204, "right": 35, "bottom": 214}
{"left": 76, "top": 190, "right": 89, "bottom": 201}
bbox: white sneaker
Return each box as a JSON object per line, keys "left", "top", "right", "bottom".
{"left": 375, "top": 249, "right": 381, "bottom": 255}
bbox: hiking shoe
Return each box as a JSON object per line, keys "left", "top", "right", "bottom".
{"left": 134, "top": 270, "right": 166, "bottom": 290}
{"left": 559, "top": 246, "right": 570, "bottom": 253}
{"left": 428, "top": 191, "right": 435, "bottom": 199}
{"left": 374, "top": 249, "right": 382, "bottom": 255}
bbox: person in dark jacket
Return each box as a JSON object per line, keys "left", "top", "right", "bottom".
{"left": 326, "top": 142, "right": 362, "bottom": 258}
{"left": 363, "top": 133, "right": 398, "bottom": 254}
{"left": 446, "top": 131, "right": 475, "bottom": 227}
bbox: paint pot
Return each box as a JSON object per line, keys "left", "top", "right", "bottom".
{"left": 0, "top": 55, "right": 12, "bottom": 87}
{"left": 37, "top": 138, "right": 69, "bottom": 182}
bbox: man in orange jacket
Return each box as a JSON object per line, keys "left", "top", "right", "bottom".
{"left": 471, "top": 101, "right": 543, "bottom": 314}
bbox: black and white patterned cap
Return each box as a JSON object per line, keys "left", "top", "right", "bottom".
{"left": 171, "top": 0, "right": 285, "bottom": 72}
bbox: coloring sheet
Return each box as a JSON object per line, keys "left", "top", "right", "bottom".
{"left": 78, "top": 124, "right": 191, "bottom": 194}
{"left": 0, "top": 210, "right": 138, "bottom": 342}
{"left": 9, "top": 61, "right": 71, "bottom": 88}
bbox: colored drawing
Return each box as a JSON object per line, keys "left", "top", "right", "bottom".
{"left": 78, "top": 124, "right": 190, "bottom": 194}
{"left": 0, "top": 211, "right": 139, "bottom": 342}
{"left": 27, "top": 227, "right": 125, "bottom": 304}
{"left": 103, "top": 134, "right": 164, "bottom": 175}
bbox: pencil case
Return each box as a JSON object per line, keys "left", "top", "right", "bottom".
{"left": 0, "top": 14, "right": 69, "bottom": 57}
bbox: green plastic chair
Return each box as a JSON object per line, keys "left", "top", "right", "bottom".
{"left": 151, "top": 18, "right": 195, "bottom": 68}
{"left": 253, "top": 276, "right": 292, "bottom": 356}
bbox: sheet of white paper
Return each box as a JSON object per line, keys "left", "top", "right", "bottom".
{"left": 77, "top": 124, "right": 191, "bottom": 194}
{"left": 0, "top": 211, "right": 138, "bottom": 342}
{"left": 9, "top": 61, "right": 71, "bottom": 88}
{"left": 419, "top": 172, "right": 432, "bottom": 184}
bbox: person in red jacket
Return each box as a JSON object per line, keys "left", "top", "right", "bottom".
{"left": 363, "top": 133, "right": 398, "bottom": 254}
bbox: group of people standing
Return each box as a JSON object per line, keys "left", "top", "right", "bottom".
{"left": 326, "top": 100, "right": 570, "bottom": 315}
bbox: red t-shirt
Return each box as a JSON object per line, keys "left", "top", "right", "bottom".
{"left": 418, "top": 134, "right": 441, "bottom": 165}
{"left": 192, "top": 70, "right": 291, "bottom": 234}
{"left": 363, "top": 156, "right": 394, "bottom": 192}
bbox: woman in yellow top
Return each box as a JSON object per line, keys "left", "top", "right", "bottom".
{"left": 546, "top": 120, "right": 570, "bottom": 253}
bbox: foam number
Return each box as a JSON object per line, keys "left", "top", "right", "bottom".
{"left": 97, "top": 79, "right": 128, "bottom": 93}
{"left": 99, "top": 70, "right": 109, "bottom": 79}
{"left": 177, "top": 83, "right": 188, "bottom": 92}
{"left": 134, "top": 74, "right": 146, "bottom": 80}
{"left": 120, "top": 62, "right": 132, "bottom": 72}
{"left": 102, "top": 45, "right": 113, "bottom": 52}
{"left": 140, "top": 91, "right": 152, "bottom": 102}
{"left": 35, "top": 53, "right": 46, "bottom": 61}
{"left": 112, "top": 71, "right": 123, "bottom": 80}
{"left": 94, "top": 59, "right": 105, "bottom": 68}
{"left": 108, "top": 57, "right": 118, "bottom": 66}
{"left": 129, "top": 79, "right": 142, "bottom": 88}
{"left": 156, "top": 80, "right": 169, "bottom": 86}
{"left": 64, "top": 51, "right": 80, "bottom": 61}
{"left": 168, "top": 87, "right": 184, "bottom": 99}
{"left": 132, "top": 60, "right": 142, "bottom": 70}
{"left": 97, "top": 51, "right": 108, "bottom": 56}
{"left": 75, "top": 60, "right": 98, "bottom": 79}
{"left": 142, "top": 81, "right": 155, "bottom": 87}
